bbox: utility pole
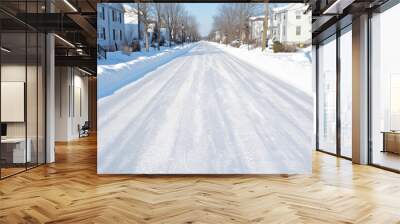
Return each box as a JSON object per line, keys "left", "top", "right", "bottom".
{"left": 137, "top": 3, "right": 141, "bottom": 40}
{"left": 261, "top": 3, "right": 269, "bottom": 51}
{"left": 181, "top": 24, "right": 184, "bottom": 46}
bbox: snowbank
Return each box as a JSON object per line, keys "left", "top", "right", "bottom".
{"left": 98, "top": 43, "right": 197, "bottom": 98}
{"left": 210, "top": 42, "right": 312, "bottom": 95}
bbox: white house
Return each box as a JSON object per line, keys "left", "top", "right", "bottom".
{"left": 97, "top": 3, "right": 126, "bottom": 51}
{"left": 213, "top": 30, "right": 227, "bottom": 43}
{"left": 270, "top": 4, "right": 311, "bottom": 45}
{"left": 214, "top": 30, "right": 222, "bottom": 42}
{"left": 122, "top": 3, "right": 170, "bottom": 48}
{"left": 249, "top": 15, "right": 265, "bottom": 41}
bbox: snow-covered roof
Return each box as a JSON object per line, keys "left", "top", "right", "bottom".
{"left": 122, "top": 3, "right": 137, "bottom": 12}
{"left": 271, "top": 4, "right": 307, "bottom": 13}
{"left": 249, "top": 15, "right": 265, "bottom": 21}
{"left": 271, "top": 5, "right": 289, "bottom": 12}
{"left": 104, "top": 3, "right": 124, "bottom": 11}
{"left": 123, "top": 3, "right": 141, "bottom": 24}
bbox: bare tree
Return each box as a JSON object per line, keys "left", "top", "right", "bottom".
{"left": 136, "top": 3, "right": 141, "bottom": 40}
{"left": 261, "top": 3, "right": 269, "bottom": 51}
{"left": 235, "top": 4, "right": 262, "bottom": 42}
{"left": 153, "top": 3, "right": 164, "bottom": 50}
{"left": 187, "top": 16, "right": 200, "bottom": 42}
{"left": 177, "top": 9, "right": 189, "bottom": 44}
{"left": 210, "top": 3, "right": 262, "bottom": 46}
{"left": 181, "top": 15, "right": 200, "bottom": 42}
{"left": 162, "top": 3, "right": 182, "bottom": 47}
{"left": 134, "top": 3, "right": 199, "bottom": 50}
{"left": 137, "top": 2, "right": 153, "bottom": 52}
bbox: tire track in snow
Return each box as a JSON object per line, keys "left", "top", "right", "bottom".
{"left": 99, "top": 49, "right": 198, "bottom": 173}
{"left": 98, "top": 41, "right": 312, "bottom": 174}
{"left": 215, "top": 52, "right": 311, "bottom": 169}
{"left": 99, "top": 49, "right": 198, "bottom": 130}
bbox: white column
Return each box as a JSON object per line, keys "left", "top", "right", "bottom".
{"left": 312, "top": 45, "right": 317, "bottom": 150}
{"left": 46, "top": 32, "right": 55, "bottom": 163}
{"left": 352, "top": 14, "right": 369, "bottom": 164}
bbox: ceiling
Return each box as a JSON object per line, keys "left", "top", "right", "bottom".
{"left": 0, "top": 0, "right": 97, "bottom": 74}
{"left": 311, "top": 0, "right": 390, "bottom": 44}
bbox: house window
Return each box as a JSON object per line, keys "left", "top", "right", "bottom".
{"left": 120, "top": 30, "right": 122, "bottom": 40}
{"left": 103, "top": 28, "right": 106, "bottom": 40}
{"left": 113, "top": 29, "right": 116, "bottom": 40}
{"left": 119, "top": 13, "right": 122, "bottom": 23}
{"left": 102, "top": 7, "right": 105, "bottom": 20}
{"left": 296, "top": 26, "right": 301, "bottom": 35}
{"left": 98, "top": 28, "right": 102, "bottom": 39}
{"left": 112, "top": 10, "right": 116, "bottom": 21}
{"left": 296, "top": 11, "right": 301, "bottom": 19}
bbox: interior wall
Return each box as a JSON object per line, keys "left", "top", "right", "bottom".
{"left": 72, "top": 72, "right": 89, "bottom": 138}
{"left": 88, "top": 77, "right": 97, "bottom": 132}
{"left": 55, "top": 67, "right": 89, "bottom": 141}
{"left": 1, "top": 65, "right": 27, "bottom": 138}
{"left": 55, "top": 66, "right": 69, "bottom": 141}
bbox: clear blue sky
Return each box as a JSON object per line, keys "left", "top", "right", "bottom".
{"left": 184, "top": 3, "right": 221, "bottom": 37}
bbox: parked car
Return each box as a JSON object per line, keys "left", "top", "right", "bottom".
{"left": 268, "top": 39, "right": 274, "bottom": 49}
{"left": 231, "top": 39, "right": 241, "bottom": 48}
{"left": 130, "top": 40, "right": 141, "bottom": 52}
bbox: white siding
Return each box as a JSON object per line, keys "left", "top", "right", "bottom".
{"left": 97, "top": 3, "right": 126, "bottom": 51}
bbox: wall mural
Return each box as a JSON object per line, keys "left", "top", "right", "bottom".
{"left": 97, "top": 3, "right": 313, "bottom": 174}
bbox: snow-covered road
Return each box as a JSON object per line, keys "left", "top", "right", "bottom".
{"left": 98, "top": 41, "right": 313, "bottom": 174}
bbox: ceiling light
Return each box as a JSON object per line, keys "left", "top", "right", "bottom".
{"left": 78, "top": 67, "right": 93, "bottom": 76}
{"left": 323, "top": 0, "right": 355, "bottom": 14}
{"left": 1, "top": 47, "right": 11, "bottom": 53}
{"left": 63, "top": 0, "right": 78, "bottom": 12}
{"left": 54, "top": 34, "right": 75, "bottom": 48}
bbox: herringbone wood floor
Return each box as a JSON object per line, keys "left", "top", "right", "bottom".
{"left": 1, "top": 135, "right": 400, "bottom": 224}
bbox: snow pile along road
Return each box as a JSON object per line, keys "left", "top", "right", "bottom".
{"left": 211, "top": 42, "right": 312, "bottom": 95}
{"left": 98, "top": 43, "right": 197, "bottom": 98}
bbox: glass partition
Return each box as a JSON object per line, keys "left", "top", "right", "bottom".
{"left": 0, "top": 31, "right": 28, "bottom": 177}
{"left": 318, "top": 35, "right": 337, "bottom": 154}
{"left": 27, "top": 31, "right": 38, "bottom": 169}
{"left": 339, "top": 27, "right": 352, "bottom": 158}
{"left": 371, "top": 4, "right": 400, "bottom": 171}
{"left": 38, "top": 32, "right": 46, "bottom": 165}
{"left": 0, "top": 1, "right": 46, "bottom": 179}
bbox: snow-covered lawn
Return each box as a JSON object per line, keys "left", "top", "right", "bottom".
{"left": 211, "top": 42, "right": 312, "bottom": 95}
{"left": 98, "top": 43, "right": 196, "bottom": 98}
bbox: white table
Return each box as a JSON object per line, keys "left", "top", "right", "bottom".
{"left": 1, "top": 138, "right": 31, "bottom": 163}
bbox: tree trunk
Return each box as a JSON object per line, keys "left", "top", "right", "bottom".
{"left": 137, "top": 3, "right": 141, "bottom": 40}
{"left": 157, "top": 27, "right": 161, "bottom": 50}
{"left": 261, "top": 4, "right": 269, "bottom": 51}
{"left": 145, "top": 25, "right": 149, "bottom": 52}
{"left": 169, "top": 29, "right": 172, "bottom": 47}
